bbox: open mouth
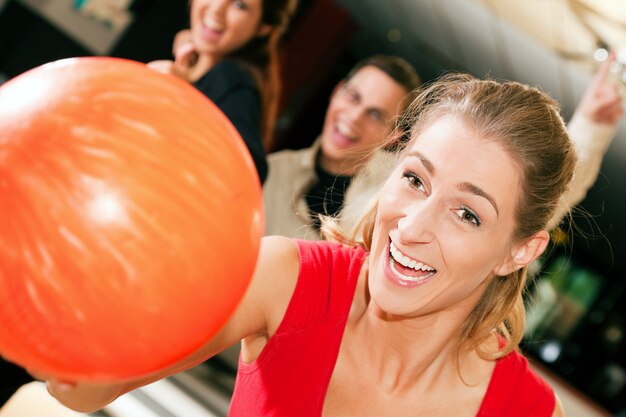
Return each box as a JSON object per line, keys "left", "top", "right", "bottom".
{"left": 332, "top": 120, "right": 358, "bottom": 144}
{"left": 202, "top": 16, "right": 225, "bottom": 32}
{"left": 199, "top": 16, "right": 224, "bottom": 42}
{"left": 388, "top": 241, "right": 436, "bottom": 285}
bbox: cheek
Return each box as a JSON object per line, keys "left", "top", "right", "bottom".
{"left": 370, "top": 220, "right": 387, "bottom": 256}
{"left": 361, "top": 125, "right": 389, "bottom": 146}
{"left": 231, "top": 13, "right": 262, "bottom": 38}
{"left": 443, "top": 233, "right": 509, "bottom": 279}
{"left": 377, "top": 181, "right": 405, "bottom": 216}
{"left": 191, "top": 12, "right": 201, "bottom": 30}
{"left": 325, "top": 101, "right": 345, "bottom": 122}
{"left": 323, "top": 105, "right": 339, "bottom": 129}
{"left": 377, "top": 198, "right": 395, "bottom": 222}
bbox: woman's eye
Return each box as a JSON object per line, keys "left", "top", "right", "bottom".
{"left": 403, "top": 172, "right": 426, "bottom": 192}
{"left": 233, "top": 0, "right": 249, "bottom": 10}
{"left": 368, "top": 109, "right": 383, "bottom": 122}
{"left": 455, "top": 207, "right": 481, "bottom": 227}
{"left": 341, "top": 86, "right": 359, "bottom": 103}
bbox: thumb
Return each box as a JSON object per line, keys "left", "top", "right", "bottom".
{"left": 175, "top": 42, "right": 198, "bottom": 71}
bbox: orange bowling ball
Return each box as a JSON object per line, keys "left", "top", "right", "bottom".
{"left": 0, "top": 57, "right": 264, "bottom": 381}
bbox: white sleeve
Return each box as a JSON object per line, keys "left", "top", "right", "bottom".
{"left": 548, "top": 112, "right": 618, "bottom": 230}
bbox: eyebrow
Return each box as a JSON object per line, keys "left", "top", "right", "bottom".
{"left": 344, "top": 84, "right": 391, "bottom": 121}
{"left": 407, "top": 151, "right": 499, "bottom": 216}
{"left": 458, "top": 182, "right": 499, "bottom": 217}
{"left": 407, "top": 151, "right": 435, "bottom": 175}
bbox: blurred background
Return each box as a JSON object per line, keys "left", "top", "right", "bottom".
{"left": 0, "top": 0, "right": 624, "bottom": 416}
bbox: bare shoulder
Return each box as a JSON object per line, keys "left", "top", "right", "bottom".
{"left": 255, "top": 235, "right": 300, "bottom": 296}
{"left": 552, "top": 393, "right": 565, "bottom": 417}
{"left": 253, "top": 236, "right": 301, "bottom": 334}
{"left": 257, "top": 235, "right": 300, "bottom": 271}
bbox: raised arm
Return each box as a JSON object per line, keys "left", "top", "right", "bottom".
{"left": 41, "top": 235, "right": 299, "bottom": 412}
{"left": 548, "top": 52, "right": 624, "bottom": 229}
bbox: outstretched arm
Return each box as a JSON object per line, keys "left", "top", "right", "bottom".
{"left": 38, "top": 236, "right": 299, "bottom": 412}
{"left": 548, "top": 52, "right": 624, "bottom": 229}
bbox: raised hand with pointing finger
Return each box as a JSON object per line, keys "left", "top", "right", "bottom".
{"left": 577, "top": 52, "right": 624, "bottom": 125}
{"left": 548, "top": 51, "right": 625, "bottom": 228}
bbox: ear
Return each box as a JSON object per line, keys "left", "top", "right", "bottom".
{"left": 257, "top": 24, "right": 272, "bottom": 38}
{"left": 493, "top": 230, "right": 550, "bottom": 276}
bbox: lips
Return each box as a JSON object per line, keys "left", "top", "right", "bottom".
{"left": 329, "top": 120, "right": 358, "bottom": 148}
{"left": 386, "top": 241, "right": 436, "bottom": 287}
{"left": 202, "top": 15, "right": 224, "bottom": 32}
{"left": 336, "top": 121, "right": 357, "bottom": 141}
{"left": 199, "top": 16, "right": 224, "bottom": 43}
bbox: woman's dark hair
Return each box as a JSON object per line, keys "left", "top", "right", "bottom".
{"left": 346, "top": 55, "right": 422, "bottom": 113}
{"left": 346, "top": 55, "right": 421, "bottom": 96}
{"left": 231, "top": 0, "right": 298, "bottom": 149}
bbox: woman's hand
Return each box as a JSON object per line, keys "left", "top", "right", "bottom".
{"left": 28, "top": 369, "right": 124, "bottom": 413}
{"left": 147, "top": 29, "right": 198, "bottom": 82}
{"left": 45, "top": 379, "right": 124, "bottom": 413}
{"left": 146, "top": 59, "right": 183, "bottom": 78}
{"left": 578, "top": 52, "right": 624, "bottom": 125}
{"left": 172, "top": 29, "right": 194, "bottom": 61}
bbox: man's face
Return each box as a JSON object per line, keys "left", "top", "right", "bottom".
{"left": 319, "top": 65, "right": 408, "bottom": 175}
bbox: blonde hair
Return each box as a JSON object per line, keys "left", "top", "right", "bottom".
{"left": 323, "top": 73, "right": 577, "bottom": 359}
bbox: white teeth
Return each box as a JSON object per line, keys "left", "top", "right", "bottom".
{"left": 389, "top": 242, "right": 435, "bottom": 272}
{"left": 203, "top": 16, "right": 224, "bottom": 31}
{"left": 336, "top": 121, "right": 356, "bottom": 140}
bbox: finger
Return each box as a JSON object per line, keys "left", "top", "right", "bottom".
{"left": 147, "top": 60, "right": 174, "bottom": 75}
{"left": 593, "top": 51, "right": 617, "bottom": 87}
{"left": 146, "top": 60, "right": 165, "bottom": 69}
{"left": 174, "top": 42, "right": 198, "bottom": 70}
{"left": 595, "top": 88, "right": 622, "bottom": 104}
{"left": 594, "top": 84, "right": 623, "bottom": 106}
{"left": 172, "top": 29, "right": 192, "bottom": 56}
{"left": 45, "top": 380, "right": 78, "bottom": 400}
{"left": 51, "top": 380, "right": 77, "bottom": 391}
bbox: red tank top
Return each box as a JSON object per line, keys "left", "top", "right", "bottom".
{"left": 229, "top": 240, "right": 555, "bottom": 416}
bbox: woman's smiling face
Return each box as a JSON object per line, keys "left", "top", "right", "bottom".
{"left": 190, "top": 0, "right": 268, "bottom": 58}
{"left": 368, "top": 115, "right": 523, "bottom": 318}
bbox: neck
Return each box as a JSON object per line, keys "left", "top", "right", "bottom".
{"left": 351, "top": 303, "right": 491, "bottom": 393}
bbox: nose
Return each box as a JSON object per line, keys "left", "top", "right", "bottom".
{"left": 344, "top": 103, "right": 366, "bottom": 125}
{"left": 208, "top": 0, "right": 229, "bottom": 17}
{"left": 396, "top": 201, "right": 437, "bottom": 245}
